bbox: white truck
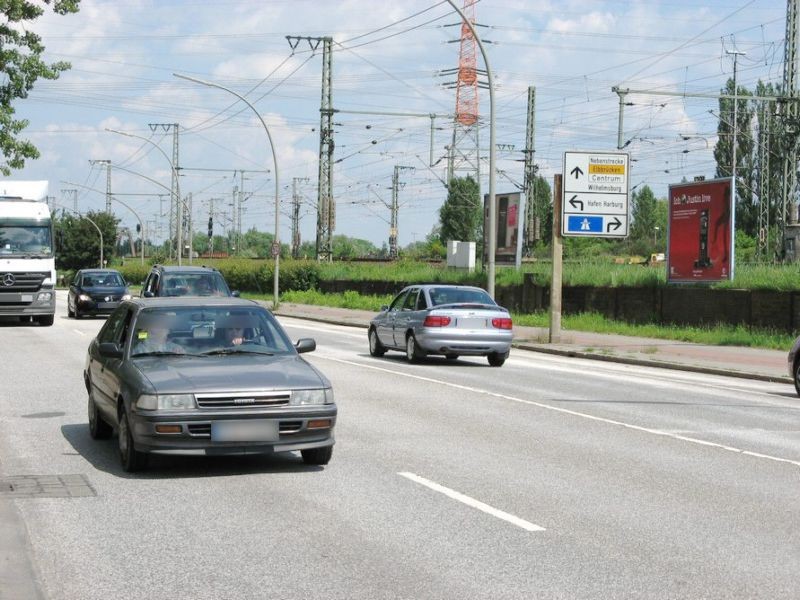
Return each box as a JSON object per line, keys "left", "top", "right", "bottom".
{"left": 0, "top": 181, "right": 56, "bottom": 326}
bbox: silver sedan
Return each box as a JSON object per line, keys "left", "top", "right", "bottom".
{"left": 368, "top": 284, "right": 512, "bottom": 366}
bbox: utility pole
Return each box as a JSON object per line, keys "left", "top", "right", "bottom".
{"left": 522, "top": 86, "right": 538, "bottom": 248}
{"left": 389, "top": 166, "right": 415, "bottom": 259}
{"left": 88, "top": 160, "right": 112, "bottom": 214}
{"left": 149, "top": 123, "right": 180, "bottom": 261}
{"left": 292, "top": 177, "right": 309, "bottom": 258}
{"left": 781, "top": 0, "right": 800, "bottom": 259}
{"left": 287, "top": 35, "right": 335, "bottom": 261}
{"left": 727, "top": 48, "right": 746, "bottom": 222}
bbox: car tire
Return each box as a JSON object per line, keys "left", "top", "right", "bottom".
{"left": 301, "top": 445, "right": 333, "bottom": 466}
{"left": 794, "top": 361, "right": 800, "bottom": 397}
{"left": 67, "top": 300, "right": 75, "bottom": 318}
{"left": 118, "top": 409, "right": 148, "bottom": 472}
{"left": 405, "top": 333, "right": 425, "bottom": 363}
{"left": 487, "top": 352, "right": 507, "bottom": 367}
{"left": 88, "top": 393, "right": 112, "bottom": 440}
{"left": 445, "top": 354, "right": 459, "bottom": 360}
{"left": 368, "top": 328, "right": 386, "bottom": 357}
{"left": 36, "top": 315, "right": 54, "bottom": 326}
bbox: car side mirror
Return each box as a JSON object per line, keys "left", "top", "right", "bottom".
{"left": 98, "top": 342, "right": 123, "bottom": 359}
{"left": 142, "top": 290, "right": 154, "bottom": 298}
{"left": 294, "top": 338, "right": 316, "bottom": 354}
{"left": 380, "top": 305, "right": 389, "bottom": 311}
{"left": 231, "top": 290, "right": 240, "bottom": 297}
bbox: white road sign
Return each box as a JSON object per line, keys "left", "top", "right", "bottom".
{"left": 562, "top": 151, "right": 629, "bottom": 237}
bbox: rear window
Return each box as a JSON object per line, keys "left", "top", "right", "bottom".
{"left": 428, "top": 287, "right": 495, "bottom": 306}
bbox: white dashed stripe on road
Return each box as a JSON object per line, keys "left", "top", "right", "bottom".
{"left": 398, "top": 472, "right": 546, "bottom": 532}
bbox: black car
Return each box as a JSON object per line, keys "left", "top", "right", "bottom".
{"left": 67, "top": 269, "right": 131, "bottom": 318}
{"left": 140, "top": 264, "right": 237, "bottom": 298}
{"left": 84, "top": 297, "right": 336, "bottom": 472}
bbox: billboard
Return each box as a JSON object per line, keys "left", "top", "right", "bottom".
{"left": 667, "top": 178, "right": 734, "bottom": 283}
{"left": 483, "top": 191, "right": 524, "bottom": 267}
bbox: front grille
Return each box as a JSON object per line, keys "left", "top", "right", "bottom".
{"left": 0, "top": 272, "right": 47, "bottom": 292}
{"left": 90, "top": 294, "right": 120, "bottom": 302}
{"left": 195, "top": 391, "right": 291, "bottom": 409}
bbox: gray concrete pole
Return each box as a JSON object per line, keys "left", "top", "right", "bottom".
{"left": 549, "top": 174, "right": 563, "bottom": 343}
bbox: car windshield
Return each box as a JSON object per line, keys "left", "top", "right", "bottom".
{"left": 131, "top": 306, "right": 293, "bottom": 357}
{"left": 428, "top": 287, "right": 495, "bottom": 307}
{"left": 83, "top": 272, "right": 124, "bottom": 287}
{"left": 162, "top": 272, "right": 229, "bottom": 296}
{"left": 0, "top": 223, "right": 52, "bottom": 257}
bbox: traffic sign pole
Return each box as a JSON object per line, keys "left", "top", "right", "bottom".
{"left": 550, "top": 174, "right": 563, "bottom": 344}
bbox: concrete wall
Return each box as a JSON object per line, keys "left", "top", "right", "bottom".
{"left": 318, "top": 278, "right": 800, "bottom": 333}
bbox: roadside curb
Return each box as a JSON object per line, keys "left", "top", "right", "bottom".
{"left": 273, "top": 308, "right": 793, "bottom": 386}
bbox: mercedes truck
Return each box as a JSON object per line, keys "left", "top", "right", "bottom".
{"left": 0, "top": 181, "right": 56, "bottom": 326}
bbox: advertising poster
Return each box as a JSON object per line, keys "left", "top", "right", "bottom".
{"left": 483, "top": 191, "right": 524, "bottom": 267}
{"left": 667, "top": 178, "right": 734, "bottom": 283}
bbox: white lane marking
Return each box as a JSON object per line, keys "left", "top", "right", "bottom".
{"left": 317, "top": 354, "right": 800, "bottom": 469}
{"left": 73, "top": 329, "right": 86, "bottom": 336}
{"left": 398, "top": 472, "right": 545, "bottom": 532}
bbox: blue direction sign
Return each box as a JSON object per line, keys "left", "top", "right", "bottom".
{"left": 562, "top": 151, "right": 630, "bottom": 238}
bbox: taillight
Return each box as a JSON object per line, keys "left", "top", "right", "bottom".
{"left": 492, "top": 317, "right": 513, "bottom": 329}
{"left": 423, "top": 315, "right": 451, "bottom": 327}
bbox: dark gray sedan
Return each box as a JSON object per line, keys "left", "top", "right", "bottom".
{"left": 368, "top": 284, "right": 512, "bottom": 366}
{"left": 84, "top": 297, "right": 336, "bottom": 472}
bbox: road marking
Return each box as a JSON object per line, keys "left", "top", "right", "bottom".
{"left": 398, "top": 472, "right": 545, "bottom": 532}
{"left": 73, "top": 330, "right": 86, "bottom": 336}
{"left": 319, "top": 354, "right": 800, "bottom": 469}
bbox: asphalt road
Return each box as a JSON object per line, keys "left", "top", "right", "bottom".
{"left": 0, "top": 291, "right": 798, "bottom": 599}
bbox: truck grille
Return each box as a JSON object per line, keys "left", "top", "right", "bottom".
{"left": 0, "top": 272, "right": 48, "bottom": 292}
{"left": 195, "top": 391, "right": 291, "bottom": 409}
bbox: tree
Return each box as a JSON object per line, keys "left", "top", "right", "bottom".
{"left": 1, "top": 0, "right": 81, "bottom": 175}
{"left": 54, "top": 210, "right": 118, "bottom": 270}
{"left": 439, "top": 176, "right": 481, "bottom": 244}
{"left": 630, "top": 185, "right": 658, "bottom": 243}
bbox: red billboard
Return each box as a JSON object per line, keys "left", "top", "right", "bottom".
{"left": 667, "top": 178, "right": 733, "bottom": 283}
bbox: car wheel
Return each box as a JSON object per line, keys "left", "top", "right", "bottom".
{"left": 368, "top": 328, "right": 386, "bottom": 357}
{"left": 487, "top": 352, "right": 507, "bottom": 367}
{"left": 301, "top": 445, "right": 333, "bottom": 466}
{"left": 794, "top": 361, "right": 800, "bottom": 397}
{"left": 118, "top": 409, "right": 148, "bottom": 472}
{"left": 445, "top": 354, "right": 459, "bottom": 360}
{"left": 88, "top": 393, "right": 112, "bottom": 439}
{"left": 67, "top": 300, "right": 75, "bottom": 318}
{"left": 405, "top": 333, "right": 425, "bottom": 363}
{"left": 36, "top": 315, "right": 54, "bottom": 326}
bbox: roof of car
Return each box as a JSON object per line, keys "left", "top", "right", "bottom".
{"left": 79, "top": 268, "right": 121, "bottom": 273}
{"left": 126, "top": 296, "right": 260, "bottom": 309}
{"left": 153, "top": 265, "right": 221, "bottom": 273}
{"left": 128, "top": 296, "right": 261, "bottom": 308}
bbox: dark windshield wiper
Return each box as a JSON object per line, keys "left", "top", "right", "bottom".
{"left": 201, "top": 347, "right": 274, "bottom": 356}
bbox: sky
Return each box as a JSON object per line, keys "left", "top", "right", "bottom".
{"left": 5, "top": 0, "right": 789, "bottom": 250}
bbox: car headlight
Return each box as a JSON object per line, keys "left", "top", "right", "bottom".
{"left": 290, "top": 388, "right": 333, "bottom": 406}
{"left": 122, "top": 293, "right": 132, "bottom": 300}
{"left": 78, "top": 294, "right": 91, "bottom": 302}
{"left": 37, "top": 292, "right": 53, "bottom": 302}
{"left": 135, "top": 394, "right": 195, "bottom": 410}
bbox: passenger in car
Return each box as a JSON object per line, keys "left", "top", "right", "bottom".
{"left": 134, "top": 321, "right": 184, "bottom": 355}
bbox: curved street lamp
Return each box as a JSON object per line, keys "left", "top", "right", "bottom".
{"left": 106, "top": 128, "right": 184, "bottom": 265}
{"left": 443, "top": 0, "right": 496, "bottom": 298}
{"left": 173, "top": 72, "right": 281, "bottom": 309}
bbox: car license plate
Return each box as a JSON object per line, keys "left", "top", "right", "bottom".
{"left": 457, "top": 317, "right": 487, "bottom": 329}
{"left": 211, "top": 420, "right": 278, "bottom": 442}
{"left": 21, "top": 294, "right": 32, "bottom": 302}
{"left": 98, "top": 302, "right": 116, "bottom": 309}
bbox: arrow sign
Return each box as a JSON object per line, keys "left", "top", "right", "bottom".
{"left": 568, "top": 195, "right": 583, "bottom": 211}
{"left": 570, "top": 166, "right": 584, "bottom": 179}
{"left": 606, "top": 217, "right": 622, "bottom": 232}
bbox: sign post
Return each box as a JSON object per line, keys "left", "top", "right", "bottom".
{"left": 562, "top": 151, "right": 629, "bottom": 238}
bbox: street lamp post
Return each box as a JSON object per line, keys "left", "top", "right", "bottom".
{"left": 174, "top": 72, "right": 281, "bottom": 309}
{"left": 105, "top": 128, "right": 184, "bottom": 265}
{"left": 443, "top": 0, "right": 496, "bottom": 298}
